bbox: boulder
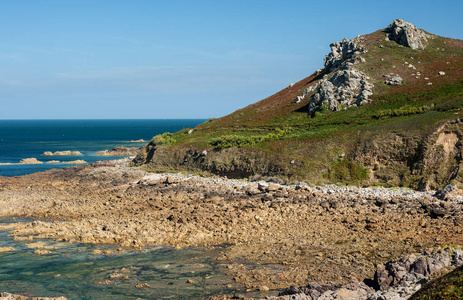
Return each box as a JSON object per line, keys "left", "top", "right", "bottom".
{"left": 309, "top": 65, "right": 373, "bottom": 112}
{"left": 384, "top": 74, "right": 403, "bottom": 86}
{"left": 385, "top": 19, "right": 428, "bottom": 50}
{"left": 324, "top": 37, "right": 363, "bottom": 69}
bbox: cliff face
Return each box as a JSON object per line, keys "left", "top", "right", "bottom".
{"left": 134, "top": 19, "right": 463, "bottom": 191}
{"left": 353, "top": 118, "right": 463, "bottom": 190}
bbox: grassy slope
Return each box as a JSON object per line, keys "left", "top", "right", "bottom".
{"left": 139, "top": 28, "right": 463, "bottom": 186}
{"left": 410, "top": 266, "right": 463, "bottom": 300}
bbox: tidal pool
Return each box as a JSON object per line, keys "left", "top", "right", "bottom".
{"left": 0, "top": 218, "right": 262, "bottom": 299}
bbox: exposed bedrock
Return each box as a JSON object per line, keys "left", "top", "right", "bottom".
{"left": 385, "top": 19, "right": 429, "bottom": 50}
{"left": 309, "top": 64, "right": 373, "bottom": 112}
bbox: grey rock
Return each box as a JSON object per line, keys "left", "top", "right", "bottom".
{"left": 384, "top": 74, "right": 403, "bottom": 86}
{"left": 385, "top": 19, "right": 428, "bottom": 50}
{"left": 324, "top": 37, "right": 363, "bottom": 69}
{"left": 309, "top": 65, "right": 374, "bottom": 112}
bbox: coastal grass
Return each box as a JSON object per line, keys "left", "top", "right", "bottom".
{"left": 410, "top": 266, "right": 463, "bottom": 300}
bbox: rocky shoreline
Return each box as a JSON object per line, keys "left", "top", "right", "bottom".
{"left": 0, "top": 158, "right": 462, "bottom": 298}
{"left": 95, "top": 145, "right": 141, "bottom": 156}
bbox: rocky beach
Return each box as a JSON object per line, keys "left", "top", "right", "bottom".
{"left": 1, "top": 158, "right": 462, "bottom": 299}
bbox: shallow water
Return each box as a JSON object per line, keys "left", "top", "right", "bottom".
{"left": 0, "top": 218, "right": 263, "bottom": 299}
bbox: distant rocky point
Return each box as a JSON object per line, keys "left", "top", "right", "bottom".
{"left": 96, "top": 146, "right": 141, "bottom": 156}
{"left": 42, "top": 150, "right": 82, "bottom": 156}
{"left": 131, "top": 139, "right": 145, "bottom": 142}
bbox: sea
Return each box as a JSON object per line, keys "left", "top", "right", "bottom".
{"left": 0, "top": 119, "right": 268, "bottom": 299}
{"left": 0, "top": 119, "right": 206, "bottom": 177}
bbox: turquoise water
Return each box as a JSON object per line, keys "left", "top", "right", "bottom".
{"left": 0, "top": 218, "right": 251, "bottom": 299}
{"left": 0, "top": 119, "right": 205, "bottom": 177}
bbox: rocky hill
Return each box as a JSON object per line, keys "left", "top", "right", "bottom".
{"left": 134, "top": 19, "right": 463, "bottom": 192}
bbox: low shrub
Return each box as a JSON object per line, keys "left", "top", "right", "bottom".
{"left": 148, "top": 132, "right": 174, "bottom": 146}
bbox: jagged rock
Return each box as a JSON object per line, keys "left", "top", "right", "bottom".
{"left": 295, "top": 83, "right": 319, "bottom": 103}
{"left": 373, "top": 247, "right": 460, "bottom": 291}
{"left": 309, "top": 65, "right": 373, "bottom": 112}
{"left": 385, "top": 19, "right": 428, "bottom": 50}
{"left": 324, "top": 37, "right": 363, "bottom": 69}
{"left": 384, "top": 74, "right": 403, "bottom": 86}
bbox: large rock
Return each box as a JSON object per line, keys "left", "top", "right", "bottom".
{"left": 385, "top": 19, "right": 428, "bottom": 50}
{"left": 309, "top": 64, "right": 373, "bottom": 112}
{"left": 324, "top": 37, "right": 363, "bottom": 70}
{"left": 373, "top": 248, "right": 459, "bottom": 291}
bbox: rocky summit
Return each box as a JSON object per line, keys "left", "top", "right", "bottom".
{"left": 308, "top": 19, "right": 431, "bottom": 113}
{"left": 386, "top": 18, "right": 429, "bottom": 50}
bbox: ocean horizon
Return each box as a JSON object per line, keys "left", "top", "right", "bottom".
{"left": 0, "top": 119, "right": 206, "bottom": 177}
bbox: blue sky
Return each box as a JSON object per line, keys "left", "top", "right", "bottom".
{"left": 1, "top": 0, "right": 462, "bottom": 119}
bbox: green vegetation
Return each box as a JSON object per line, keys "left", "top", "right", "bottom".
{"left": 410, "top": 266, "right": 463, "bottom": 300}
{"left": 329, "top": 159, "right": 369, "bottom": 182}
{"left": 373, "top": 104, "right": 435, "bottom": 119}
{"left": 209, "top": 127, "right": 291, "bottom": 149}
{"left": 148, "top": 132, "right": 175, "bottom": 146}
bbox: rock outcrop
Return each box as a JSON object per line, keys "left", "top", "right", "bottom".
{"left": 385, "top": 19, "right": 428, "bottom": 50}
{"left": 274, "top": 247, "right": 463, "bottom": 300}
{"left": 96, "top": 146, "right": 141, "bottom": 156}
{"left": 324, "top": 37, "right": 364, "bottom": 70}
{"left": 384, "top": 74, "right": 403, "bottom": 86}
{"left": 307, "top": 19, "right": 428, "bottom": 114}
{"left": 19, "top": 158, "right": 43, "bottom": 164}
{"left": 308, "top": 34, "right": 373, "bottom": 113}
{"left": 309, "top": 64, "right": 373, "bottom": 112}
